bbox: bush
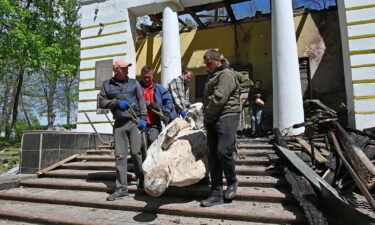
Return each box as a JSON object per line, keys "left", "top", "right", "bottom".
{"left": 0, "top": 124, "right": 48, "bottom": 149}
{"left": 62, "top": 123, "right": 76, "bottom": 130}
{"left": 7, "top": 155, "right": 20, "bottom": 169}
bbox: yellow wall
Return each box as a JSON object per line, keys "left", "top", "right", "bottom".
{"left": 136, "top": 10, "right": 344, "bottom": 105}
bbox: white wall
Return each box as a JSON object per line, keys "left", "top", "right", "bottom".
{"left": 339, "top": 0, "right": 375, "bottom": 130}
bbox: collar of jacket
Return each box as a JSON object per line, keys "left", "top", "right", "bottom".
{"left": 110, "top": 77, "right": 129, "bottom": 85}
{"left": 208, "top": 64, "right": 228, "bottom": 76}
{"left": 139, "top": 80, "right": 155, "bottom": 88}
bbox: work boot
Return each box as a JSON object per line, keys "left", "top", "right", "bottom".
{"left": 106, "top": 188, "right": 128, "bottom": 201}
{"left": 137, "top": 177, "right": 144, "bottom": 190}
{"left": 225, "top": 180, "right": 239, "bottom": 200}
{"left": 200, "top": 195, "right": 224, "bottom": 207}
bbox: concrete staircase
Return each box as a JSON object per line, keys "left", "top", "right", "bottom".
{"left": 0, "top": 137, "right": 306, "bottom": 224}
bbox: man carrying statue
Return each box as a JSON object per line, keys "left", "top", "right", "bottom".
{"left": 98, "top": 60, "right": 147, "bottom": 201}
{"left": 201, "top": 49, "right": 241, "bottom": 207}
{"left": 139, "top": 65, "right": 177, "bottom": 148}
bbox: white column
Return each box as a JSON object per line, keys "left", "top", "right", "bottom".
{"left": 161, "top": 2, "right": 182, "bottom": 87}
{"left": 271, "top": 0, "right": 305, "bottom": 135}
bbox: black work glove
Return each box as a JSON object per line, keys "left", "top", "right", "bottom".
{"left": 149, "top": 102, "right": 161, "bottom": 112}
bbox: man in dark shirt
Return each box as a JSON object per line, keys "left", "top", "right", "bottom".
{"left": 98, "top": 60, "right": 147, "bottom": 201}
{"left": 248, "top": 80, "right": 266, "bottom": 136}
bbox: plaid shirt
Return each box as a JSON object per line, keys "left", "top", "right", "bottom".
{"left": 167, "top": 75, "right": 189, "bottom": 113}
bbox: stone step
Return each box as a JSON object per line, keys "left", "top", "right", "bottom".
{"left": 22, "top": 172, "right": 287, "bottom": 189}
{"left": 43, "top": 166, "right": 282, "bottom": 181}
{"left": 59, "top": 161, "right": 277, "bottom": 176}
{"left": 237, "top": 144, "right": 274, "bottom": 149}
{"left": 0, "top": 198, "right": 280, "bottom": 225}
{"left": 77, "top": 155, "right": 115, "bottom": 161}
{"left": 85, "top": 149, "right": 277, "bottom": 159}
{"left": 60, "top": 161, "right": 126, "bottom": 170}
{"left": 19, "top": 178, "right": 292, "bottom": 202}
{"left": 237, "top": 138, "right": 271, "bottom": 143}
{"left": 0, "top": 188, "right": 305, "bottom": 224}
{"left": 75, "top": 155, "right": 272, "bottom": 166}
{"left": 86, "top": 149, "right": 114, "bottom": 155}
{"left": 237, "top": 149, "right": 276, "bottom": 156}
{"left": 98, "top": 145, "right": 113, "bottom": 150}
{"left": 42, "top": 169, "right": 136, "bottom": 180}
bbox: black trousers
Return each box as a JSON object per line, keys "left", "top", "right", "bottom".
{"left": 206, "top": 114, "right": 240, "bottom": 196}
{"left": 145, "top": 124, "right": 161, "bottom": 147}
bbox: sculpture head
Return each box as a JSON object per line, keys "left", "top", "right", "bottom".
{"left": 144, "top": 167, "right": 171, "bottom": 197}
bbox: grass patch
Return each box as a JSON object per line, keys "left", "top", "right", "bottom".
{"left": 7, "top": 155, "right": 20, "bottom": 169}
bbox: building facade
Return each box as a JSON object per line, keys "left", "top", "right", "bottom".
{"left": 77, "top": 0, "right": 375, "bottom": 134}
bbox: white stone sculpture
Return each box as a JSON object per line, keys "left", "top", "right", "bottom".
{"left": 185, "top": 102, "right": 204, "bottom": 130}
{"left": 142, "top": 118, "right": 207, "bottom": 197}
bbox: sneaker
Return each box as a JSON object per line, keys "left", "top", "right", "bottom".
{"left": 200, "top": 195, "right": 224, "bottom": 207}
{"left": 225, "top": 180, "right": 239, "bottom": 200}
{"left": 106, "top": 188, "right": 128, "bottom": 201}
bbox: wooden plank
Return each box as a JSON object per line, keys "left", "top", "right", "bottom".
{"left": 330, "top": 131, "right": 375, "bottom": 210}
{"left": 334, "top": 121, "right": 375, "bottom": 189}
{"left": 36, "top": 154, "right": 80, "bottom": 176}
{"left": 295, "top": 137, "right": 328, "bottom": 163}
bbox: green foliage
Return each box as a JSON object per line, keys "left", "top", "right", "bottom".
{"left": 0, "top": 0, "right": 81, "bottom": 130}
{"left": 0, "top": 124, "right": 48, "bottom": 148}
{"left": 0, "top": 137, "right": 20, "bottom": 149}
{"left": 62, "top": 123, "right": 76, "bottom": 130}
{"left": 7, "top": 155, "right": 20, "bottom": 169}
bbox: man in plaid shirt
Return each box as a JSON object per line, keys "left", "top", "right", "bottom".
{"left": 167, "top": 69, "right": 193, "bottom": 117}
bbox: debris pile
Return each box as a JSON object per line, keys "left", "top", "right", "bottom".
{"left": 273, "top": 99, "right": 375, "bottom": 224}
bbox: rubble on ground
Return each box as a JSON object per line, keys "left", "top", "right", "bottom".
{"left": 273, "top": 99, "right": 375, "bottom": 224}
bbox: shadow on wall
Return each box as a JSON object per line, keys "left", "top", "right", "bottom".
{"left": 180, "top": 28, "right": 236, "bottom": 102}
{"left": 136, "top": 37, "right": 162, "bottom": 84}
{"left": 309, "top": 10, "right": 347, "bottom": 125}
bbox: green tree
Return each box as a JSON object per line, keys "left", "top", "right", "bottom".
{"left": 0, "top": 0, "right": 81, "bottom": 137}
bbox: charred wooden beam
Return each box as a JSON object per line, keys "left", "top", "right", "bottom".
{"left": 273, "top": 128, "right": 288, "bottom": 148}
{"left": 329, "top": 131, "right": 375, "bottom": 210}
{"left": 141, "top": 0, "right": 249, "bottom": 33}
{"left": 223, "top": 0, "right": 237, "bottom": 23}
{"left": 179, "top": 0, "right": 249, "bottom": 15}
{"left": 296, "top": 137, "right": 328, "bottom": 164}
{"left": 273, "top": 128, "right": 328, "bottom": 225}
{"left": 284, "top": 168, "right": 329, "bottom": 225}
{"left": 187, "top": 9, "right": 206, "bottom": 29}
{"left": 178, "top": 18, "right": 187, "bottom": 27}
{"left": 149, "top": 14, "right": 162, "bottom": 26}
{"left": 333, "top": 121, "right": 375, "bottom": 189}
{"left": 345, "top": 127, "right": 375, "bottom": 140}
